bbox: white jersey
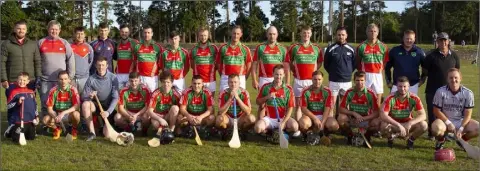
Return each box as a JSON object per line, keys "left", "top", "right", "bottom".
{"left": 433, "top": 85, "right": 474, "bottom": 121}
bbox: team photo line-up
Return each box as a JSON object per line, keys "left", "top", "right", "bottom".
{"left": 2, "top": 19, "right": 478, "bottom": 151}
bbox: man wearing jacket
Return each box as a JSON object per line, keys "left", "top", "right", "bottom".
{"left": 1, "top": 20, "right": 41, "bottom": 92}
{"left": 90, "top": 22, "right": 117, "bottom": 75}
{"left": 385, "top": 30, "right": 426, "bottom": 95}
{"left": 323, "top": 27, "right": 356, "bottom": 109}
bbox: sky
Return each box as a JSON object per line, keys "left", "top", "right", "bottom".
{"left": 100, "top": 1, "right": 409, "bottom": 28}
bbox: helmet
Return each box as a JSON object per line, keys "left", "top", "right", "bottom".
{"left": 435, "top": 148, "right": 456, "bottom": 162}
{"left": 160, "top": 128, "right": 175, "bottom": 144}
{"left": 182, "top": 126, "right": 195, "bottom": 139}
{"left": 197, "top": 126, "right": 211, "bottom": 140}
{"left": 351, "top": 133, "right": 365, "bottom": 147}
{"left": 306, "top": 132, "right": 320, "bottom": 145}
{"left": 267, "top": 130, "right": 289, "bottom": 144}
{"left": 116, "top": 132, "right": 134, "bottom": 146}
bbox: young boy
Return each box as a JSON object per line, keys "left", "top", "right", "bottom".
{"left": 5, "top": 72, "right": 37, "bottom": 143}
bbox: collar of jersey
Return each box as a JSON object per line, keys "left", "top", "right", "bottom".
{"left": 394, "top": 91, "right": 410, "bottom": 102}
{"left": 446, "top": 85, "right": 464, "bottom": 95}
{"left": 364, "top": 39, "right": 380, "bottom": 46}
{"left": 59, "top": 84, "right": 71, "bottom": 92}
{"left": 228, "top": 41, "right": 242, "bottom": 47}
{"left": 309, "top": 85, "right": 324, "bottom": 94}
{"left": 297, "top": 41, "right": 312, "bottom": 47}
{"left": 354, "top": 86, "right": 368, "bottom": 95}
{"left": 166, "top": 45, "right": 181, "bottom": 52}
{"left": 141, "top": 40, "right": 155, "bottom": 46}
{"left": 436, "top": 49, "right": 451, "bottom": 56}
{"left": 197, "top": 41, "right": 211, "bottom": 48}
{"left": 264, "top": 41, "right": 279, "bottom": 47}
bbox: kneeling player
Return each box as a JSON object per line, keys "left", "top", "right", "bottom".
{"left": 298, "top": 71, "right": 339, "bottom": 141}
{"left": 43, "top": 71, "right": 81, "bottom": 140}
{"left": 149, "top": 71, "right": 181, "bottom": 133}
{"left": 6, "top": 72, "right": 37, "bottom": 143}
{"left": 178, "top": 75, "right": 215, "bottom": 135}
{"left": 216, "top": 74, "right": 256, "bottom": 136}
{"left": 431, "top": 68, "right": 479, "bottom": 150}
{"left": 380, "top": 76, "right": 427, "bottom": 150}
{"left": 115, "top": 72, "right": 151, "bottom": 135}
{"left": 254, "top": 65, "right": 299, "bottom": 137}
{"left": 338, "top": 71, "right": 381, "bottom": 146}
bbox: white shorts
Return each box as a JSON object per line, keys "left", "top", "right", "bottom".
{"left": 173, "top": 78, "right": 185, "bottom": 92}
{"left": 390, "top": 83, "right": 419, "bottom": 95}
{"left": 259, "top": 77, "right": 274, "bottom": 89}
{"left": 262, "top": 117, "right": 283, "bottom": 130}
{"left": 365, "top": 72, "right": 384, "bottom": 94}
{"left": 329, "top": 81, "right": 353, "bottom": 96}
{"left": 220, "top": 75, "right": 246, "bottom": 91}
{"left": 203, "top": 81, "right": 216, "bottom": 93}
{"left": 139, "top": 76, "right": 158, "bottom": 92}
{"left": 116, "top": 74, "right": 129, "bottom": 89}
{"left": 293, "top": 79, "right": 313, "bottom": 97}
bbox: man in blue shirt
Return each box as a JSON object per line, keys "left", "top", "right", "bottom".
{"left": 323, "top": 27, "right": 356, "bottom": 106}
{"left": 385, "top": 30, "right": 426, "bottom": 95}
{"left": 90, "top": 22, "right": 117, "bottom": 75}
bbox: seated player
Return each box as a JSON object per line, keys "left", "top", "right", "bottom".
{"left": 380, "top": 76, "right": 428, "bottom": 150}
{"left": 216, "top": 74, "right": 256, "bottom": 137}
{"left": 43, "top": 71, "right": 81, "bottom": 140}
{"left": 338, "top": 71, "right": 381, "bottom": 146}
{"left": 6, "top": 72, "right": 37, "bottom": 143}
{"left": 115, "top": 72, "right": 151, "bottom": 135}
{"left": 298, "top": 70, "right": 339, "bottom": 141}
{"left": 178, "top": 75, "right": 216, "bottom": 134}
{"left": 431, "top": 68, "right": 479, "bottom": 150}
{"left": 82, "top": 57, "right": 119, "bottom": 141}
{"left": 254, "top": 64, "right": 299, "bottom": 136}
{"left": 149, "top": 71, "right": 181, "bottom": 134}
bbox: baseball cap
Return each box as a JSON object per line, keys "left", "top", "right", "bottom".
{"left": 438, "top": 32, "right": 449, "bottom": 40}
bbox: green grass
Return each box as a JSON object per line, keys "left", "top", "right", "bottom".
{"left": 1, "top": 58, "right": 479, "bottom": 170}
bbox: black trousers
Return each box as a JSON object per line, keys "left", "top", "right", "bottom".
{"left": 426, "top": 93, "right": 436, "bottom": 136}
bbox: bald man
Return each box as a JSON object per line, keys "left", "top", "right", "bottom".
{"left": 252, "top": 26, "right": 290, "bottom": 122}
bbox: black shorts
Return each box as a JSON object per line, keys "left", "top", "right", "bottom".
{"left": 93, "top": 103, "right": 117, "bottom": 128}
{"left": 11, "top": 123, "right": 36, "bottom": 143}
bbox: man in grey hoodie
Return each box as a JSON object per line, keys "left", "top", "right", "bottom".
{"left": 82, "top": 57, "right": 119, "bottom": 141}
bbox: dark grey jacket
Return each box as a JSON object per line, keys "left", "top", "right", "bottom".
{"left": 1, "top": 34, "right": 42, "bottom": 82}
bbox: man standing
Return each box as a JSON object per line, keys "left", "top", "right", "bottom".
{"left": 324, "top": 27, "right": 355, "bottom": 109}
{"left": 190, "top": 27, "right": 218, "bottom": 94}
{"left": 380, "top": 76, "right": 428, "bottom": 150}
{"left": 432, "top": 31, "right": 438, "bottom": 48}
{"left": 423, "top": 32, "right": 460, "bottom": 139}
{"left": 81, "top": 57, "right": 119, "bottom": 141}
{"left": 133, "top": 25, "right": 164, "bottom": 92}
{"left": 254, "top": 65, "right": 299, "bottom": 136}
{"left": 159, "top": 31, "right": 190, "bottom": 92}
{"left": 356, "top": 23, "right": 389, "bottom": 106}
{"left": 217, "top": 26, "right": 252, "bottom": 91}
{"left": 252, "top": 26, "right": 289, "bottom": 90}
{"left": 38, "top": 20, "right": 75, "bottom": 128}
{"left": 71, "top": 26, "right": 94, "bottom": 94}
{"left": 385, "top": 30, "right": 426, "bottom": 95}
{"left": 116, "top": 25, "right": 139, "bottom": 89}
{"left": 90, "top": 22, "right": 117, "bottom": 75}
{"left": 431, "top": 68, "right": 478, "bottom": 150}
{"left": 287, "top": 25, "right": 323, "bottom": 122}
{"left": 1, "top": 20, "right": 41, "bottom": 92}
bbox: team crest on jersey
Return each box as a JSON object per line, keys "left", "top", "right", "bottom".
{"left": 398, "top": 52, "right": 403, "bottom": 55}
{"left": 411, "top": 52, "right": 417, "bottom": 57}
{"left": 59, "top": 48, "right": 63, "bottom": 50}
{"left": 347, "top": 52, "right": 352, "bottom": 56}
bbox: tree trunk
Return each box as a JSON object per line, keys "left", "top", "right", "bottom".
{"left": 340, "top": 0, "right": 344, "bottom": 27}
{"left": 367, "top": 0, "right": 370, "bottom": 24}
{"left": 226, "top": 0, "right": 230, "bottom": 32}
{"left": 138, "top": 0, "right": 142, "bottom": 40}
{"left": 291, "top": 32, "right": 295, "bottom": 43}
{"left": 433, "top": 2, "right": 436, "bottom": 32}
{"left": 321, "top": 1, "right": 324, "bottom": 43}
{"left": 89, "top": 0, "right": 93, "bottom": 41}
{"left": 103, "top": 0, "right": 108, "bottom": 23}
{"left": 353, "top": 0, "right": 357, "bottom": 43}
{"left": 329, "top": 0, "right": 333, "bottom": 43}
{"left": 79, "top": 2, "right": 84, "bottom": 26}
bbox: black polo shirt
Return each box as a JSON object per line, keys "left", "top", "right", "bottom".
{"left": 423, "top": 49, "right": 460, "bottom": 94}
